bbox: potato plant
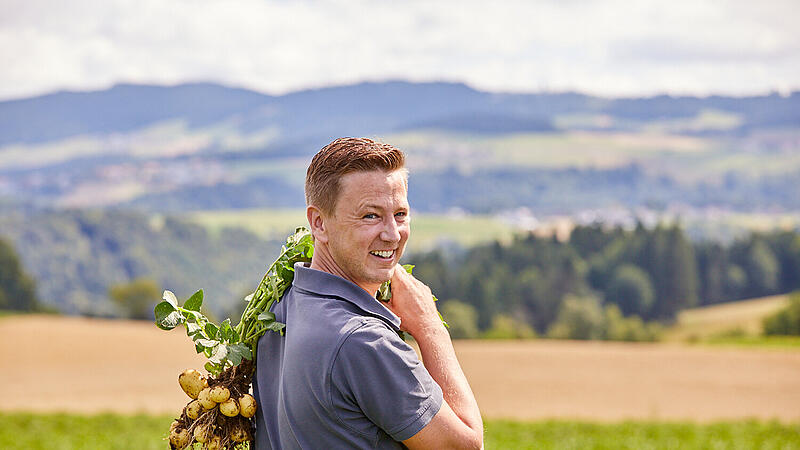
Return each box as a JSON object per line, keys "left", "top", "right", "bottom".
{"left": 155, "top": 228, "right": 314, "bottom": 449}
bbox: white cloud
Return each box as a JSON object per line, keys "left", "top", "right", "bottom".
{"left": 0, "top": 0, "right": 798, "bottom": 100}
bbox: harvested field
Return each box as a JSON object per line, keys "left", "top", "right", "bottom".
{"left": 456, "top": 340, "right": 800, "bottom": 422}
{"left": 1, "top": 315, "right": 799, "bottom": 422}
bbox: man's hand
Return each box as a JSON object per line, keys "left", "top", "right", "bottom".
{"left": 384, "top": 267, "right": 484, "bottom": 449}
{"left": 385, "top": 268, "right": 444, "bottom": 339}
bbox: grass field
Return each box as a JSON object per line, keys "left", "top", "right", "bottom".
{"left": 188, "top": 208, "right": 517, "bottom": 252}
{"left": 1, "top": 413, "right": 798, "bottom": 450}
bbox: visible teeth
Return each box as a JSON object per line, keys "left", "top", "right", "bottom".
{"left": 370, "top": 250, "right": 393, "bottom": 258}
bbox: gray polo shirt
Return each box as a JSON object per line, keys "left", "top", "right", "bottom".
{"left": 253, "top": 263, "right": 443, "bottom": 449}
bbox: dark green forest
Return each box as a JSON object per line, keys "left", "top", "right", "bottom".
{"left": 409, "top": 224, "right": 800, "bottom": 340}
{"left": 0, "top": 237, "right": 39, "bottom": 312}
{"left": 0, "top": 209, "right": 279, "bottom": 317}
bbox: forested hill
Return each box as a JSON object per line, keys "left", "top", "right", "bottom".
{"left": 0, "top": 209, "right": 280, "bottom": 316}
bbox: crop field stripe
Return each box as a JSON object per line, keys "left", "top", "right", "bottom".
{"left": 1, "top": 413, "right": 799, "bottom": 450}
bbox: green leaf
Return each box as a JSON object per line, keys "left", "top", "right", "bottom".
{"left": 204, "top": 322, "right": 218, "bottom": 339}
{"left": 186, "top": 322, "right": 203, "bottom": 336}
{"left": 209, "top": 344, "right": 228, "bottom": 364}
{"left": 269, "top": 276, "right": 279, "bottom": 301}
{"left": 402, "top": 264, "right": 414, "bottom": 274}
{"left": 154, "top": 301, "right": 183, "bottom": 330}
{"left": 162, "top": 290, "right": 178, "bottom": 308}
{"left": 154, "top": 300, "right": 174, "bottom": 317}
{"left": 257, "top": 312, "right": 276, "bottom": 322}
{"left": 218, "top": 319, "right": 232, "bottom": 340}
{"left": 183, "top": 290, "right": 203, "bottom": 311}
{"left": 195, "top": 339, "right": 218, "bottom": 348}
{"left": 218, "top": 318, "right": 240, "bottom": 343}
{"left": 266, "top": 321, "right": 286, "bottom": 335}
{"left": 181, "top": 309, "right": 204, "bottom": 322}
{"left": 227, "top": 343, "right": 252, "bottom": 365}
{"left": 377, "top": 282, "right": 391, "bottom": 302}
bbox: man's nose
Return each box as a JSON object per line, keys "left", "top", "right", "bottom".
{"left": 380, "top": 217, "right": 402, "bottom": 243}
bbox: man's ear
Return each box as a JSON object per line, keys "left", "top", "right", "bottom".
{"left": 306, "top": 205, "right": 329, "bottom": 244}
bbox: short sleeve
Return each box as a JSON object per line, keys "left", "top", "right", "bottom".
{"left": 330, "top": 319, "right": 443, "bottom": 442}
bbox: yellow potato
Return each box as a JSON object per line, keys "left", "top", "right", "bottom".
{"left": 178, "top": 369, "right": 207, "bottom": 399}
{"left": 209, "top": 386, "right": 230, "bottom": 403}
{"left": 169, "top": 427, "right": 190, "bottom": 449}
{"left": 239, "top": 394, "right": 257, "bottom": 418}
{"left": 197, "top": 388, "right": 216, "bottom": 410}
{"left": 185, "top": 400, "right": 202, "bottom": 420}
{"left": 193, "top": 424, "right": 210, "bottom": 443}
{"left": 219, "top": 398, "right": 239, "bottom": 417}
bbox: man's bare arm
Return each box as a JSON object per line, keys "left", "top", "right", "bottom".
{"left": 387, "top": 269, "right": 483, "bottom": 450}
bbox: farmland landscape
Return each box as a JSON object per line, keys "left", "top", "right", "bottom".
{"left": 1, "top": 13, "right": 800, "bottom": 447}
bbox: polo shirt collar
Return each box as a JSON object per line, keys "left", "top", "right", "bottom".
{"left": 292, "top": 262, "right": 402, "bottom": 330}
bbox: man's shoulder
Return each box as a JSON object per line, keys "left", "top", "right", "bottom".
{"left": 333, "top": 316, "right": 413, "bottom": 369}
{"left": 339, "top": 315, "right": 401, "bottom": 344}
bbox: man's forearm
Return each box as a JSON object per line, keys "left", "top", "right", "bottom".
{"left": 414, "top": 324, "right": 483, "bottom": 436}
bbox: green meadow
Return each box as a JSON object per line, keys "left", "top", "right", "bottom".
{"left": 1, "top": 413, "right": 799, "bottom": 450}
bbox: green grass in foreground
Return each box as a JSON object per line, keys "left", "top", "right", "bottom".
{"left": 485, "top": 420, "right": 800, "bottom": 449}
{"left": 1, "top": 413, "right": 799, "bottom": 450}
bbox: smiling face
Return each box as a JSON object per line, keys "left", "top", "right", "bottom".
{"left": 308, "top": 169, "right": 410, "bottom": 294}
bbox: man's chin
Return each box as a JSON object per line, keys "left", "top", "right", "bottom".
{"left": 369, "top": 265, "right": 396, "bottom": 285}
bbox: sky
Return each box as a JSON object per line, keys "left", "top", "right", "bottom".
{"left": 1, "top": 0, "right": 798, "bottom": 101}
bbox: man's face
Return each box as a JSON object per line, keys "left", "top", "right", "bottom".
{"left": 322, "top": 169, "right": 410, "bottom": 293}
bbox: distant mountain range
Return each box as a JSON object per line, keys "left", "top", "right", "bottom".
{"left": 2, "top": 81, "right": 798, "bottom": 147}
{"left": 1, "top": 81, "right": 799, "bottom": 215}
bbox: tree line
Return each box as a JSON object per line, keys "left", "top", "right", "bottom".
{"left": 2, "top": 211, "right": 798, "bottom": 341}
{"left": 410, "top": 223, "right": 800, "bottom": 340}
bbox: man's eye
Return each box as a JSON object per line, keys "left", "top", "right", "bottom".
{"left": 363, "top": 213, "right": 378, "bottom": 219}
{"left": 395, "top": 212, "right": 407, "bottom": 218}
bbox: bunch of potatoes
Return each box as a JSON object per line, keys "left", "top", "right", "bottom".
{"left": 169, "top": 369, "right": 257, "bottom": 449}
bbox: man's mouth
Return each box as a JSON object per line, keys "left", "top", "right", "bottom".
{"left": 369, "top": 250, "right": 395, "bottom": 260}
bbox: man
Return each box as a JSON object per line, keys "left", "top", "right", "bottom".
{"left": 253, "top": 137, "right": 483, "bottom": 449}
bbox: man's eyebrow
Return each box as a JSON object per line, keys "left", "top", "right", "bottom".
{"left": 359, "top": 203, "right": 386, "bottom": 210}
{"left": 358, "top": 203, "right": 408, "bottom": 211}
